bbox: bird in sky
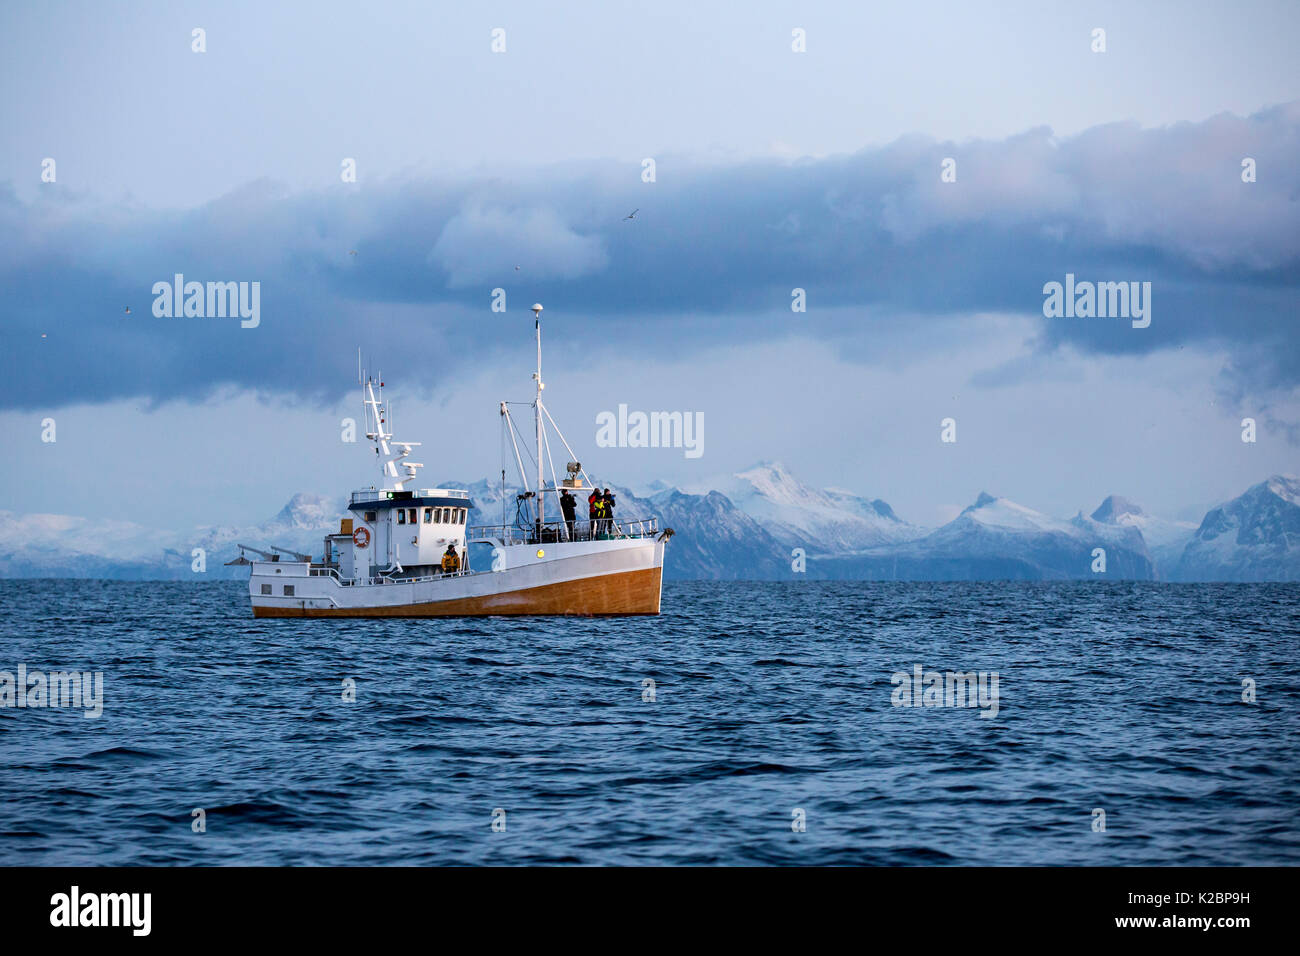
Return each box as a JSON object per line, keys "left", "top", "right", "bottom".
{"left": 348, "top": 249, "right": 358, "bottom": 256}
{"left": 624, "top": 209, "right": 638, "bottom": 221}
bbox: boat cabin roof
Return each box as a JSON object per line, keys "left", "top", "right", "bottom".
{"left": 349, "top": 488, "right": 474, "bottom": 512}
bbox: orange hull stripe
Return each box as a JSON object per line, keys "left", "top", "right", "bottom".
{"left": 253, "top": 566, "right": 662, "bottom": 618}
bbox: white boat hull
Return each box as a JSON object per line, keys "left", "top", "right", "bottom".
{"left": 249, "top": 536, "right": 665, "bottom": 617}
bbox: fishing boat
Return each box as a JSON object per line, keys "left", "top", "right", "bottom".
{"left": 237, "top": 303, "right": 670, "bottom": 617}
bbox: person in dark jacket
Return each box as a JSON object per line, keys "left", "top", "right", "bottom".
{"left": 559, "top": 489, "right": 577, "bottom": 540}
{"left": 602, "top": 488, "right": 616, "bottom": 535}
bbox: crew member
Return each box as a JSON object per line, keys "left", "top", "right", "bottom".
{"left": 588, "top": 488, "right": 602, "bottom": 538}
{"left": 560, "top": 489, "right": 578, "bottom": 540}
{"left": 441, "top": 544, "right": 461, "bottom": 574}
{"left": 603, "top": 488, "right": 616, "bottom": 535}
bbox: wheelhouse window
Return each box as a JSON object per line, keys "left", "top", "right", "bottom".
{"left": 435, "top": 507, "right": 445, "bottom": 523}
{"left": 408, "top": 508, "right": 417, "bottom": 524}
{"left": 459, "top": 508, "right": 467, "bottom": 523}
{"left": 423, "top": 508, "right": 433, "bottom": 523}
{"left": 365, "top": 511, "right": 377, "bottom": 522}
{"left": 397, "top": 509, "right": 406, "bottom": 524}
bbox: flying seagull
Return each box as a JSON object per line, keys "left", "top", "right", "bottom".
{"left": 624, "top": 209, "right": 638, "bottom": 221}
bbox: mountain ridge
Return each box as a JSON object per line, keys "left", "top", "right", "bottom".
{"left": 1, "top": 469, "right": 1295, "bottom": 582}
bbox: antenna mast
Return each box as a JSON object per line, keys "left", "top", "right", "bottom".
{"left": 532, "top": 303, "right": 544, "bottom": 539}
{"left": 359, "top": 354, "right": 422, "bottom": 491}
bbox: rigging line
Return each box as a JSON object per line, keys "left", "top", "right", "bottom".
{"left": 541, "top": 415, "right": 555, "bottom": 487}
{"left": 540, "top": 419, "right": 563, "bottom": 536}
{"left": 539, "top": 400, "right": 598, "bottom": 492}
{"left": 503, "top": 406, "right": 531, "bottom": 495}
{"left": 508, "top": 409, "right": 540, "bottom": 473}
{"left": 508, "top": 409, "right": 545, "bottom": 528}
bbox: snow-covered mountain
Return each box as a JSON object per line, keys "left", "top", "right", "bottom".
{"left": 809, "top": 491, "right": 1154, "bottom": 580}
{"left": 685, "top": 461, "right": 920, "bottom": 552}
{"left": 0, "top": 511, "right": 192, "bottom": 579}
{"left": 1, "top": 471, "right": 1295, "bottom": 582}
{"left": 640, "top": 487, "right": 789, "bottom": 579}
{"left": 0, "top": 492, "right": 346, "bottom": 580}
{"left": 1171, "top": 475, "right": 1300, "bottom": 581}
{"left": 1089, "top": 494, "right": 1197, "bottom": 576}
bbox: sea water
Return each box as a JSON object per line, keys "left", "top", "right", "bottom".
{"left": 1, "top": 579, "right": 1296, "bottom": 865}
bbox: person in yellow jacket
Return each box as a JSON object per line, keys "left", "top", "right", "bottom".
{"left": 441, "top": 545, "right": 461, "bottom": 574}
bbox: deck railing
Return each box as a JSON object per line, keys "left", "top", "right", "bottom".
{"left": 468, "top": 516, "right": 659, "bottom": 545}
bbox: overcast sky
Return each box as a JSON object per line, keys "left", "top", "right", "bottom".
{"left": 1, "top": 0, "right": 1297, "bottom": 528}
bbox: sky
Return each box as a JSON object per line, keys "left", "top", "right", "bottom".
{"left": 1, "top": 0, "right": 1298, "bottom": 529}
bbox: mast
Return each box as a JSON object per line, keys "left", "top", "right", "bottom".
{"left": 359, "top": 355, "right": 421, "bottom": 491}
{"left": 532, "top": 303, "right": 544, "bottom": 538}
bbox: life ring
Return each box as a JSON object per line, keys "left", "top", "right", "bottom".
{"left": 353, "top": 526, "right": 371, "bottom": 549}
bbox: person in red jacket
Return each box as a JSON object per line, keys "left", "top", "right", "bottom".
{"left": 587, "top": 488, "right": 601, "bottom": 538}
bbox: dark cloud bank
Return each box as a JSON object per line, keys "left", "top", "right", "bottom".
{"left": 2, "top": 101, "right": 1297, "bottom": 411}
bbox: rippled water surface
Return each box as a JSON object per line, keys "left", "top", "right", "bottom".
{"left": 1, "top": 579, "right": 1297, "bottom": 865}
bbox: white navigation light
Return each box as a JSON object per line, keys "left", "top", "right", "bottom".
{"left": 531, "top": 303, "right": 543, "bottom": 317}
